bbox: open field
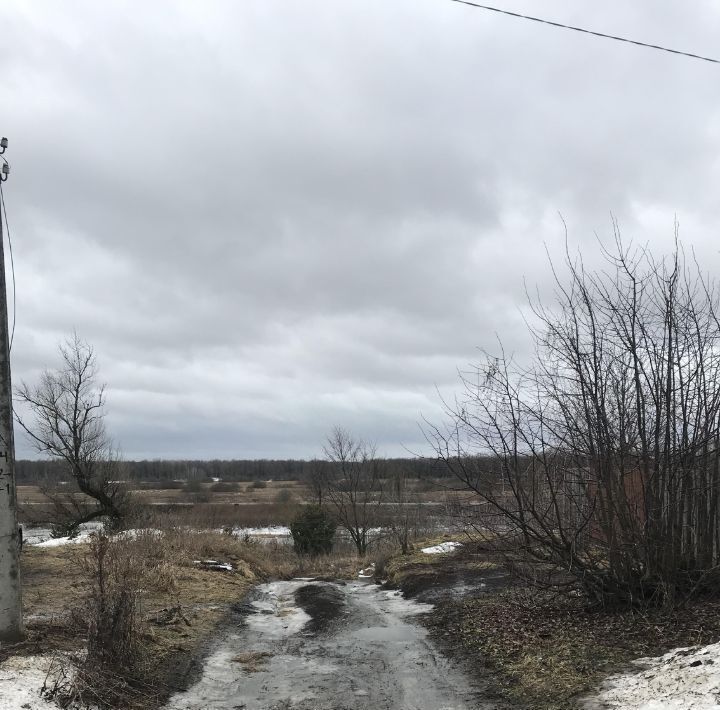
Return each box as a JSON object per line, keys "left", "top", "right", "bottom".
{"left": 16, "top": 477, "right": 467, "bottom": 530}
{"left": 17, "top": 479, "right": 310, "bottom": 507}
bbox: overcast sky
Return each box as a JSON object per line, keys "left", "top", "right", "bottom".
{"left": 1, "top": 1, "right": 719, "bottom": 460}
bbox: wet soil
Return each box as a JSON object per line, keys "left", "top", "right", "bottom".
{"left": 397, "top": 561, "right": 508, "bottom": 605}
{"left": 293, "top": 583, "right": 346, "bottom": 635}
{"left": 164, "top": 579, "right": 498, "bottom": 710}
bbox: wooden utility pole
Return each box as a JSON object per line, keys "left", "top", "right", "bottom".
{"left": 0, "top": 136, "right": 24, "bottom": 642}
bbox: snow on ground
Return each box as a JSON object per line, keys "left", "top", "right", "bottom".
{"left": 24, "top": 522, "right": 104, "bottom": 547}
{"left": 421, "top": 541, "right": 463, "bottom": 554}
{"left": 194, "top": 559, "right": 234, "bottom": 571}
{"left": 33, "top": 532, "right": 93, "bottom": 548}
{"left": 25, "top": 524, "right": 294, "bottom": 548}
{"left": 27, "top": 526, "right": 163, "bottom": 548}
{"left": 246, "top": 581, "right": 312, "bottom": 637}
{"left": 358, "top": 562, "right": 375, "bottom": 578}
{"left": 229, "top": 526, "right": 291, "bottom": 537}
{"left": 0, "top": 655, "right": 59, "bottom": 710}
{"left": 585, "top": 641, "right": 720, "bottom": 710}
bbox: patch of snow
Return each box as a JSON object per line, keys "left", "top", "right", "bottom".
{"left": 246, "top": 581, "right": 311, "bottom": 637}
{"left": 584, "top": 641, "right": 720, "bottom": 710}
{"left": 26, "top": 523, "right": 293, "bottom": 548}
{"left": 26, "top": 525, "right": 164, "bottom": 548}
{"left": 230, "top": 526, "right": 291, "bottom": 537}
{"left": 348, "top": 582, "right": 435, "bottom": 616}
{"left": 358, "top": 563, "right": 375, "bottom": 579}
{"left": 0, "top": 655, "right": 61, "bottom": 710}
{"left": 33, "top": 532, "right": 93, "bottom": 548}
{"left": 195, "top": 559, "right": 233, "bottom": 572}
{"left": 24, "top": 522, "right": 104, "bottom": 547}
{"left": 421, "top": 541, "right": 463, "bottom": 555}
{"left": 210, "top": 564, "right": 233, "bottom": 572}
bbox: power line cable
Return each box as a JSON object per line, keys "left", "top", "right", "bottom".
{"left": 449, "top": 0, "right": 720, "bottom": 65}
{"left": 0, "top": 182, "right": 17, "bottom": 352}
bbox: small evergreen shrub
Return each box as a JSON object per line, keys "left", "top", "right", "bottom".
{"left": 290, "top": 505, "right": 336, "bottom": 556}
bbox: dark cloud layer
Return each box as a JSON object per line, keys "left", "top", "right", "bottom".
{"left": 2, "top": 1, "right": 720, "bottom": 458}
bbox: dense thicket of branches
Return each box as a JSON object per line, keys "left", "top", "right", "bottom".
{"left": 428, "top": 238, "right": 720, "bottom": 608}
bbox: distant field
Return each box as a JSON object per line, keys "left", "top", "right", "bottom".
{"left": 17, "top": 479, "right": 308, "bottom": 526}
{"left": 16, "top": 477, "right": 467, "bottom": 527}
{"left": 17, "top": 478, "right": 308, "bottom": 504}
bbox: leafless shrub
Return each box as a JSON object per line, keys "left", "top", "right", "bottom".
{"left": 428, "top": 235, "right": 720, "bottom": 608}
{"left": 82, "top": 536, "right": 144, "bottom": 672}
{"left": 387, "top": 468, "right": 426, "bottom": 554}
{"left": 42, "top": 534, "right": 167, "bottom": 709}
{"left": 42, "top": 653, "right": 160, "bottom": 710}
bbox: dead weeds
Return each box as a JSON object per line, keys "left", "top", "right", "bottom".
{"left": 231, "top": 650, "right": 273, "bottom": 672}
{"left": 382, "top": 536, "right": 720, "bottom": 709}
{"left": 16, "top": 521, "right": 367, "bottom": 707}
{"left": 425, "top": 587, "right": 720, "bottom": 710}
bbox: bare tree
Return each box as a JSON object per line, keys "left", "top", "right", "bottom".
{"left": 387, "top": 466, "right": 424, "bottom": 554}
{"left": 306, "top": 458, "right": 328, "bottom": 506}
{"left": 427, "top": 235, "right": 720, "bottom": 608}
{"left": 16, "top": 334, "right": 130, "bottom": 534}
{"left": 321, "top": 426, "right": 384, "bottom": 556}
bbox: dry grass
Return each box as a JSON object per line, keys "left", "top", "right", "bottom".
{"left": 22, "top": 546, "right": 86, "bottom": 617}
{"left": 422, "top": 588, "right": 720, "bottom": 710}
{"left": 377, "top": 536, "right": 720, "bottom": 710}
{"left": 150, "top": 502, "right": 301, "bottom": 528}
{"left": 231, "top": 650, "right": 273, "bottom": 672}
{"left": 383, "top": 532, "right": 500, "bottom": 589}
{"left": 17, "top": 477, "right": 466, "bottom": 526}
{"left": 17, "top": 516, "right": 368, "bottom": 663}
{"left": 17, "top": 479, "right": 310, "bottom": 507}
{"left": 16, "top": 531, "right": 259, "bottom": 667}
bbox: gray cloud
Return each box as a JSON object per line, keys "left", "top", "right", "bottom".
{"left": 3, "top": 0, "right": 720, "bottom": 458}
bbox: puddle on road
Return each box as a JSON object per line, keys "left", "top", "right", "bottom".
{"left": 165, "top": 579, "right": 490, "bottom": 710}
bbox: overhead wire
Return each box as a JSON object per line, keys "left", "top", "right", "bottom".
{"left": 449, "top": 0, "right": 720, "bottom": 65}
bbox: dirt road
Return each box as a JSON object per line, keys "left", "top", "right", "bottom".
{"left": 165, "top": 579, "right": 494, "bottom": 710}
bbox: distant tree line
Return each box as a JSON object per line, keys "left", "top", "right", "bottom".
{"left": 14, "top": 455, "right": 446, "bottom": 485}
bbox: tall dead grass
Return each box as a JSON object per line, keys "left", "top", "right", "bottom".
{"left": 45, "top": 534, "right": 169, "bottom": 709}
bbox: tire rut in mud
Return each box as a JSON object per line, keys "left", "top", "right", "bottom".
{"left": 293, "top": 583, "right": 346, "bottom": 635}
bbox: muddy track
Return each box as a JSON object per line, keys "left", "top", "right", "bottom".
{"left": 164, "top": 579, "right": 497, "bottom": 710}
